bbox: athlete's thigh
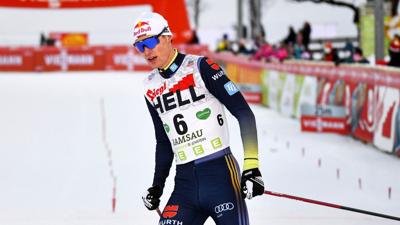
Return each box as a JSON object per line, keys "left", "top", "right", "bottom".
{"left": 159, "top": 192, "right": 208, "bottom": 225}
{"left": 211, "top": 196, "right": 249, "bottom": 225}
{"left": 206, "top": 155, "right": 250, "bottom": 225}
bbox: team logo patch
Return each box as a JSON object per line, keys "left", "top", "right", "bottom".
{"left": 211, "top": 137, "right": 223, "bottom": 149}
{"left": 162, "top": 205, "right": 179, "bottom": 218}
{"left": 163, "top": 124, "right": 170, "bottom": 133}
{"left": 206, "top": 58, "right": 220, "bottom": 70}
{"left": 196, "top": 108, "right": 211, "bottom": 120}
{"left": 224, "top": 81, "right": 239, "bottom": 96}
{"left": 133, "top": 21, "right": 151, "bottom": 37}
{"left": 170, "top": 63, "right": 178, "bottom": 72}
{"left": 215, "top": 202, "right": 234, "bottom": 214}
{"left": 146, "top": 82, "right": 167, "bottom": 101}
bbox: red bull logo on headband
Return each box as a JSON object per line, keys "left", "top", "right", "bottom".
{"left": 133, "top": 21, "right": 151, "bottom": 37}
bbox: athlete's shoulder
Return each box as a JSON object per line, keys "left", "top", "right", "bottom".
{"left": 143, "top": 69, "right": 160, "bottom": 85}
{"left": 197, "top": 56, "right": 227, "bottom": 81}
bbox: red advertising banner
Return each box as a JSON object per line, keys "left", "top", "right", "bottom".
{"left": 35, "top": 46, "right": 105, "bottom": 71}
{"left": 67, "top": 46, "right": 105, "bottom": 71}
{"left": 0, "top": 47, "right": 35, "bottom": 71}
{"left": 353, "top": 84, "right": 375, "bottom": 143}
{"left": 209, "top": 53, "right": 400, "bottom": 89}
{"left": 242, "top": 92, "right": 262, "bottom": 104}
{"left": 176, "top": 44, "right": 210, "bottom": 56}
{"left": 104, "top": 46, "right": 151, "bottom": 71}
{"left": 34, "top": 47, "right": 62, "bottom": 71}
{"left": 301, "top": 115, "right": 351, "bottom": 135}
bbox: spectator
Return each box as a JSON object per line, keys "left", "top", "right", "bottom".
{"left": 388, "top": 34, "right": 400, "bottom": 67}
{"left": 293, "top": 31, "right": 304, "bottom": 59}
{"left": 342, "top": 40, "right": 354, "bottom": 63}
{"left": 352, "top": 47, "right": 369, "bottom": 64}
{"left": 301, "top": 22, "right": 312, "bottom": 51}
{"left": 236, "top": 38, "right": 255, "bottom": 55}
{"left": 284, "top": 26, "right": 297, "bottom": 46}
{"left": 323, "top": 42, "right": 340, "bottom": 65}
{"left": 40, "top": 33, "right": 46, "bottom": 46}
{"left": 188, "top": 29, "right": 199, "bottom": 44}
{"left": 251, "top": 40, "right": 274, "bottom": 61}
{"left": 216, "top": 33, "right": 231, "bottom": 52}
{"left": 273, "top": 42, "right": 289, "bottom": 62}
{"left": 39, "top": 33, "right": 56, "bottom": 47}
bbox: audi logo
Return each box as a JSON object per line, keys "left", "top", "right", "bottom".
{"left": 214, "top": 202, "right": 235, "bottom": 214}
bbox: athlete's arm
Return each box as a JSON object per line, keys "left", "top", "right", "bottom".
{"left": 198, "top": 57, "right": 259, "bottom": 171}
{"left": 145, "top": 98, "right": 174, "bottom": 188}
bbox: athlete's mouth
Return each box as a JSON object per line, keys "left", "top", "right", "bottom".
{"left": 147, "top": 56, "right": 157, "bottom": 62}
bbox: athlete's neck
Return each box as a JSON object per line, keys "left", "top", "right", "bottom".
{"left": 161, "top": 48, "right": 178, "bottom": 70}
{"left": 158, "top": 50, "right": 185, "bottom": 79}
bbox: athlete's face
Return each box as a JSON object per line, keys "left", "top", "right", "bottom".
{"left": 135, "top": 35, "right": 174, "bottom": 69}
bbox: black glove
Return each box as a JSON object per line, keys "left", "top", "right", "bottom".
{"left": 241, "top": 168, "right": 265, "bottom": 199}
{"left": 142, "top": 185, "right": 163, "bottom": 210}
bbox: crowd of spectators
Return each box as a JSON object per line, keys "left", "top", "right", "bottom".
{"left": 212, "top": 22, "right": 400, "bottom": 68}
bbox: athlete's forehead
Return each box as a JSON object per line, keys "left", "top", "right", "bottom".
{"left": 135, "top": 34, "right": 155, "bottom": 43}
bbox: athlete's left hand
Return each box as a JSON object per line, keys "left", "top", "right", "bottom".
{"left": 241, "top": 168, "right": 265, "bottom": 199}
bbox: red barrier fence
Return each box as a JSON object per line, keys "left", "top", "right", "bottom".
{"left": 207, "top": 52, "right": 400, "bottom": 156}
{"left": 0, "top": 44, "right": 210, "bottom": 72}
{"left": 0, "top": 47, "right": 35, "bottom": 71}
{"left": 209, "top": 52, "right": 400, "bottom": 89}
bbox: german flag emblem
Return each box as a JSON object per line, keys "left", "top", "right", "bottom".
{"left": 162, "top": 205, "right": 179, "bottom": 218}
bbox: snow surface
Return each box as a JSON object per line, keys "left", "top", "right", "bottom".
{"left": 0, "top": 71, "right": 399, "bottom": 225}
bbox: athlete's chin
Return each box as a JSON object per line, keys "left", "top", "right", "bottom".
{"left": 147, "top": 59, "right": 161, "bottom": 69}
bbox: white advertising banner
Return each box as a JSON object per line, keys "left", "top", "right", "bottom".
{"left": 297, "top": 76, "right": 318, "bottom": 118}
{"left": 280, "top": 74, "right": 296, "bottom": 117}
{"left": 267, "top": 71, "right": 284, "bottom": 111}
{"left": 373, "top": 86, "right": 400, "bottom": 153}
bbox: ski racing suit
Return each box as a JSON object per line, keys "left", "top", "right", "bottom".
{"left": 143, "top": 51, "right": 259, "bottom": 225}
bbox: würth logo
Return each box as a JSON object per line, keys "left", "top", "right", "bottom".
{"left": 162, "top": 205, "right": 179, "bottom": 218}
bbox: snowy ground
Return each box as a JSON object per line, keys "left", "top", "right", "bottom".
{"left": 0, "top": 71, "right": 399, "bottom": 225}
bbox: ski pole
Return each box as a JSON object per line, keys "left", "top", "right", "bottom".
{"left": 264, "top": 190, "right": 400, "bottom": 221}
{"left": 156, "top": 207, "right": 162, "bottom": 217}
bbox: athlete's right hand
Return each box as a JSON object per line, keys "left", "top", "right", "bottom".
{"left": 142, "top": 185, "right": 163, "bottom": 210}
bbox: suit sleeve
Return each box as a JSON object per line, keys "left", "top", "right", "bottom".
{"left": 198, "top": 57, "right": 259, "bottom": 171}
{"left": 145, "top": 98, "right": 174, "bottom": 189}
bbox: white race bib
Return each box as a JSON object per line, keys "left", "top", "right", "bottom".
{"left": 144, "top": 55, "right": 230, "bottom": 164}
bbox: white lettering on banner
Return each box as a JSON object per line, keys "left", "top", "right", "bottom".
{"left": 44, "top": 54, "right": 94, "bottom": 66}
{"left": 45, "top": 55, "right": 61, "bottom": 65}
{"left": 113, "top": 55, "right": 127, "bottom": 65}
{"left": 113, "top": 52, "right": 136, "bottom": 69}
{"left": 159, "top": 220, "right": 183, "bottom": 225}
{"left": 133, "top": 55, "right": 148, "bottom": 64}
{"left": 68, "top": 55, "right": 94, "bottom": 65}
{"left": 302, "top": 118, "right": 346, "bottom": 130}
{"left": 0, "top": 56, "right": 23, "bottom": 65}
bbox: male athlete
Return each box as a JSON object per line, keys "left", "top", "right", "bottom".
{"left": 133, "top": 12, "right": 264, "bottom": 225}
